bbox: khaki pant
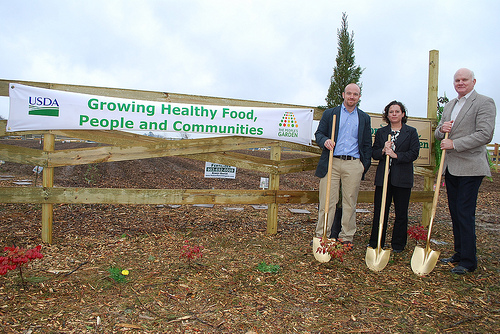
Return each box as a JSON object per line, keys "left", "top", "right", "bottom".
{"left": 316, "top": 158, "right": 364, "bottom": 242}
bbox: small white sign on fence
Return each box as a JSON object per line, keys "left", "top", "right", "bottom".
{"left": 204, "top": 162, "right": 236, "bottom": 179}
{"left": 33, "top": 166, "right": 44, "bottom": 174}
{"left": 260, "top": 177, "right": 269, "bottom": 189}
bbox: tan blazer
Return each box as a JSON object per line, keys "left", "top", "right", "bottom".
{"left": 435, "top": 90, "right": 496, "bottom": 177}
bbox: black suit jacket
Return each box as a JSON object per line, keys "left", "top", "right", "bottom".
{"left": 315, "top": 106, "right": 372, "bottom": 178}
{"left": 372, "top": 123, "right": 420, "bottom": 188}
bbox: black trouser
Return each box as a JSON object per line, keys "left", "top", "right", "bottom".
{"left": 369, "top": 183, "right": 411, "bottom": 250}
{"left": 329, "top": 207, "right": 342, "bottom": 239}
{"left": 445, "top": 169, "right": 483, "bottom": 271}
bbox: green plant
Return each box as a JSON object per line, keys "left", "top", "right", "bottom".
{"left": 325, "top": 12, "right": 364, "bottom": 108}
{"left": 486, "top": 150, "right": 496, "bottom": 180}
{"left": 257, "top": 262, "right": 280, "bottom": 273}
{"left": 107, "top": 267, "right": 129, "bottom": 283}
{"left": 434, "top": 95, "right": 448, "bottom": 172}
{"left": 84, "top": 163, "right": 99, "bottom": 184}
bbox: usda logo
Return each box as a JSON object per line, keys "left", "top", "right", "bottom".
{"left": 28, "top": 97, "right": 60, "bottom": 117}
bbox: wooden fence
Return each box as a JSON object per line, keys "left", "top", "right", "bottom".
{"left": 487, "top": 143, "right": 500, "bottom": 171}
{"left": 0, "top": 79, "right": 438, "bottom": 244}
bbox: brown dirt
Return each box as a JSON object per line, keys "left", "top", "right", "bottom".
{"left": 0, "top": 139, "right": 499, "bottom": 333}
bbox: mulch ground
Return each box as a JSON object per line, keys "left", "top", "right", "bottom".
{"left": 0, "top": 139, "right": 499, "bottom": 333}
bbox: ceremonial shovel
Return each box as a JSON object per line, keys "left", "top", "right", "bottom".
{"left": 365, "top": 134, "right": 392, "bottom": 272}
{"left": 312, "top": 115, "right": 336, "bottom": 263}
{"left": 411, "top": 133, "right": 448, "bottom": 276}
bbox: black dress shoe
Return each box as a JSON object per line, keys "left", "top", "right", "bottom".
{"left": 440, "top": 256, "right": 459, "bottom": 264}
{"left": 450, "top": 265, "right": 470, "bottom": 275}
{"left": 392, "top": 249, "right": 403, "bottom": 253}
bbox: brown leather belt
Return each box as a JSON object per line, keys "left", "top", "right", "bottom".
{"left": 333, "top": 155, "right": 357, "bottom": 160}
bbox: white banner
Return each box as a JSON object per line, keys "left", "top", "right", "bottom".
{"left": 7, "top": 84, "right": 313, "bottom": 145}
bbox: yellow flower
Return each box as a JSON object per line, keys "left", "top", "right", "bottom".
{"left": 121, "top": 269, "right": 129, "bottom": 276}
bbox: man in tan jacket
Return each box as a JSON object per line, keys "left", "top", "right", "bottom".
{"left": 435, "top": 68, "right": 496, "bottom": 274}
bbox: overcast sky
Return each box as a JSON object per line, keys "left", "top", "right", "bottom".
{"left": 1, "top": 0, "right": 499, "bottom": 143}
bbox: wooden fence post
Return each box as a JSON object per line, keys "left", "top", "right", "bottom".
{"left": 42, "top": 133, "right": 55, "bottom": 243}
{"left": 267, "top": 145, "right": 281, "bottom": 234}
{"left": 422, "top": 50, "right": 439, "bottom": 227}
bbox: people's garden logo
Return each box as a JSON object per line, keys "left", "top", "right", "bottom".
{"left": 28, "top": 97, "right": 60, "bottom": 117}
{"left": 277, "top": 111, "right": 299, "bottom": 138}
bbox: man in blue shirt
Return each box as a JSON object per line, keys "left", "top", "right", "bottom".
{"left": 315, "top": 83, "right": 372, "bottom": 247}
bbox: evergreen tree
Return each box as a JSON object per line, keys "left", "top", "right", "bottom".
{"left": 325, "top": 12, "right": 364, "bottom": 108}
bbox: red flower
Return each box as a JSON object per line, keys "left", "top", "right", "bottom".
{"left": 407, "top": 225, "right": 428, "bottom": 242}
{"left": 0, "top": 245, "right": 44, "bottom": 276}
{"left": 180, "top": 241, "right": 204, "bottom": 262}
{"left": 316, "top": 239, "right": 351, "bottom": 262}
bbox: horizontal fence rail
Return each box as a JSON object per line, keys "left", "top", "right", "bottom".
{"left": 0, "top": 78, "right": 461, "bottom": 243}
{"left": 0, "top": 187, "right": 434, "bottom": 205}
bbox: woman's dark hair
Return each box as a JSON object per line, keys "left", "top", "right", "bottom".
{"left": 383, "top": 100, "right": 408, "bottom": 124}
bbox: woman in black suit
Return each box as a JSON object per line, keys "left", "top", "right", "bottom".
{"left": 368, "top": 101, "right": 420, "bottom": 252}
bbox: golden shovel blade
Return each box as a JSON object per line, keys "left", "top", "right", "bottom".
{"left": 365, "top": 246, "right": 391, "bottom": 272}
{"left": 312, "top": 237, "right": 331, "bottom": 263}
{"left": 410, "top": 245, "right": 441, "bottom": 276}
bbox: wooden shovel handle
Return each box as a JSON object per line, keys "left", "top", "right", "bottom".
{"left": 322, "top": 114, "right": 337, "bottom": 239}
{"left": 376, "top": 134, "right": 391, "bottom": 250}
{"left": 425, "top": 132, "right": 449, "bottom": 248}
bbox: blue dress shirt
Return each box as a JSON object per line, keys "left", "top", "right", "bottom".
{"left": 333, "top": 104, "right": 360, "bottom": 158}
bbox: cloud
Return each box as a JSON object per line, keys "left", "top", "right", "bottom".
{"left": 1, "top": 0, "right": 499, "bottom": 142}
